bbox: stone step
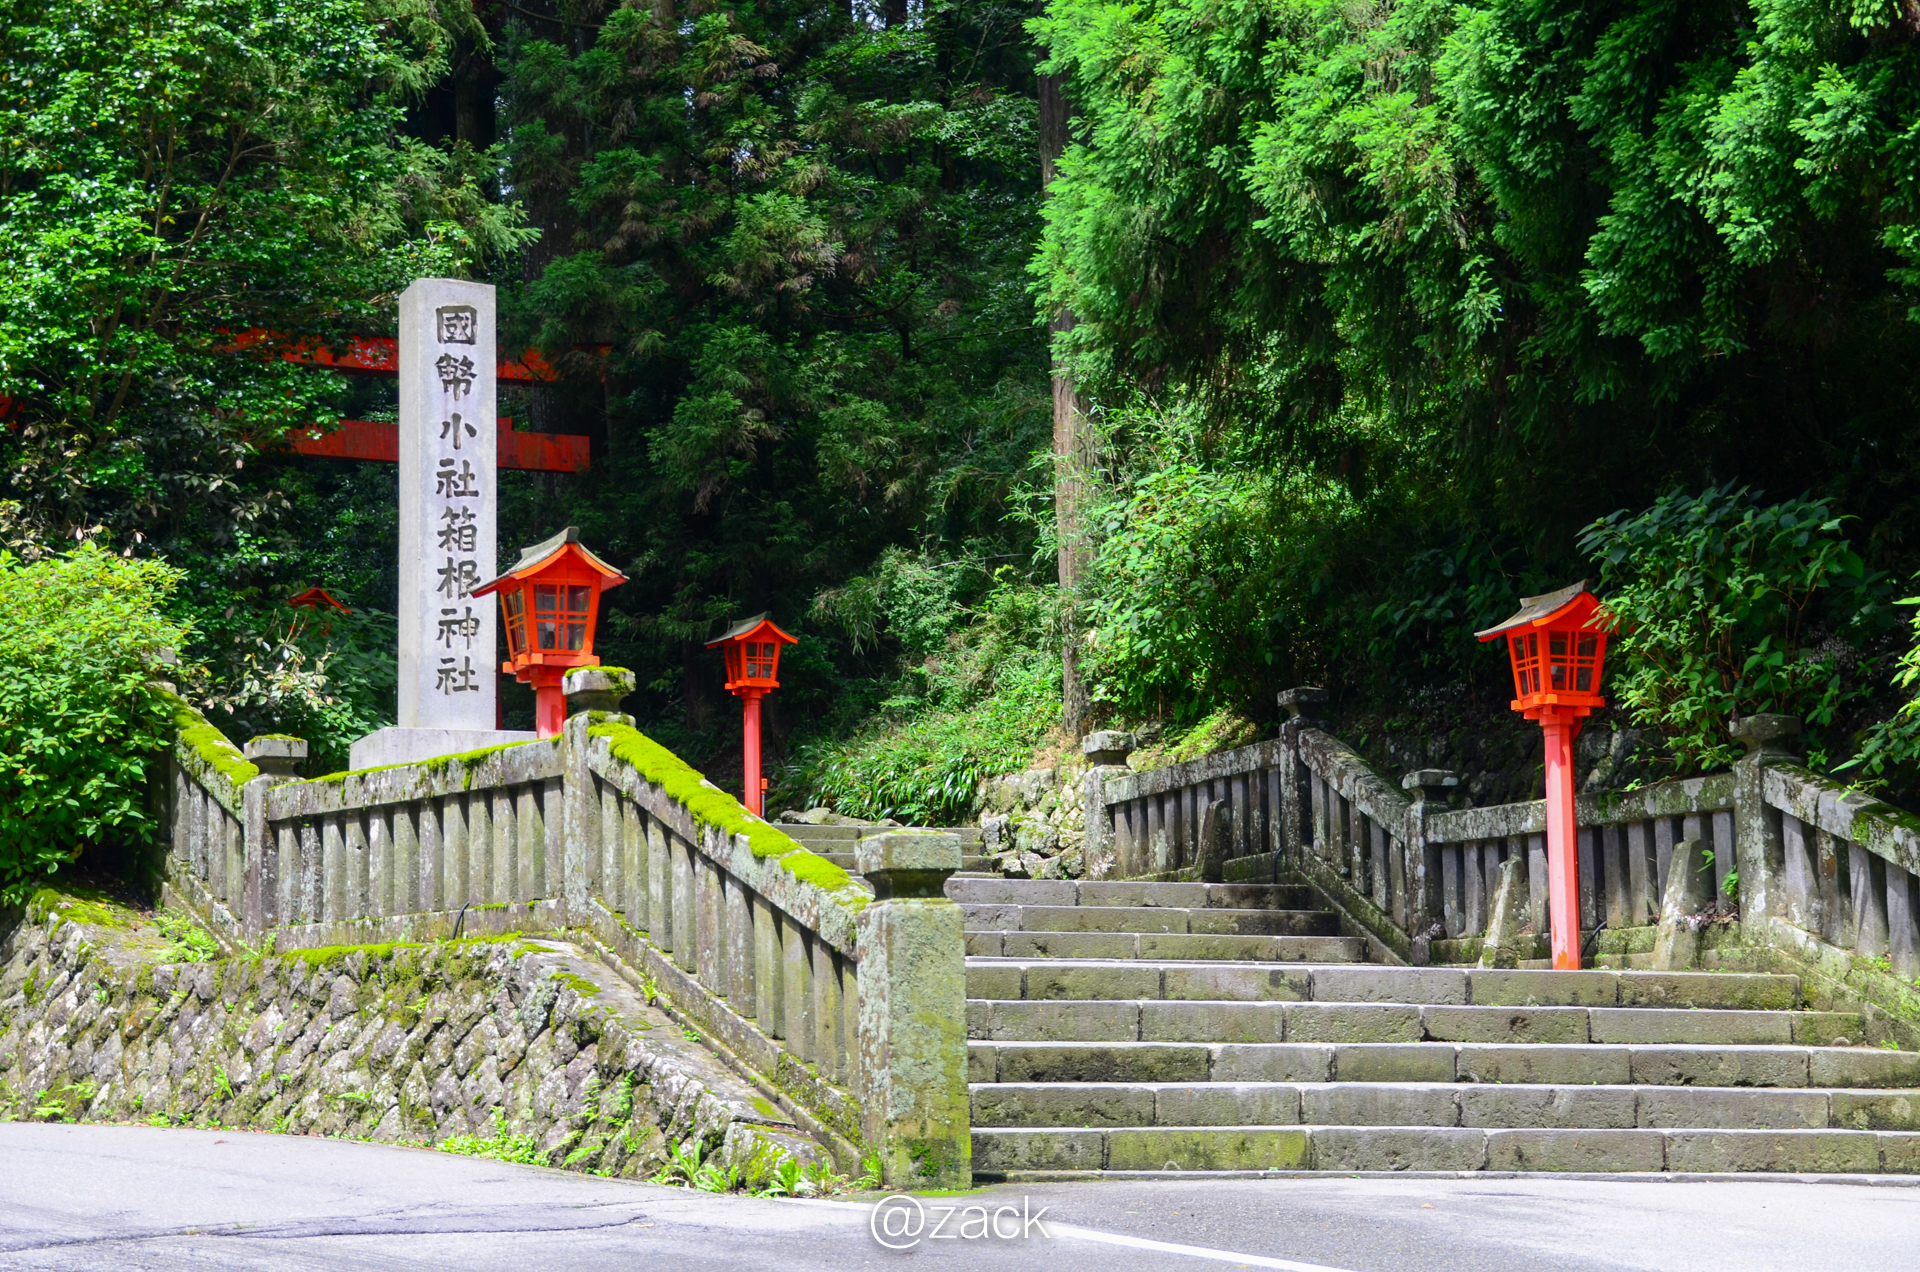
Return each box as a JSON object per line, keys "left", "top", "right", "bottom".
{"left": 780, "top": 823, "right": 984, "bottom": 845}
{"left": 963, "top": 933, "right": 1367, "bottom": 962}
{"left": 969, "top": 1081, "right": 1920, "bottom": 1131}
{"left": 968, "top": 1040, "right": 1920, "bottom": 1088}
{"left": 961, "top": 905, "right": 1341, "bottom": 938}
{"left": 814, "top": 851, "right": 992, "bottom": 873}
{"left": 965, "top": 962, "right": 1803, "bottom": 1011}
{"left": 964, "top": 999, "right": 1862, "bottom": 1047}
{"left": 971, "top": 1124, "right": 1920, "bottom": 1175}
{"left": 947, "top": 879, "right": 1315, "bottom": 910}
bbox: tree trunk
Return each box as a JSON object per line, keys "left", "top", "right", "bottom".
{"left": 1041, "top": 71, "right": 1091, "bottom": 738}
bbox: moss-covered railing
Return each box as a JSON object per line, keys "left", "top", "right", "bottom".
{"left": 158, "top": 699, "right": 970, "bottom": 1188}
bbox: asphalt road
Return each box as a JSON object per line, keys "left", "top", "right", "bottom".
{"left": 0, "top": 1124, "right": 1914, "bottom": 1271}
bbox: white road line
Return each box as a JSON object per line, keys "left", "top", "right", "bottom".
{"left": 1047, "top": 1220, "right": 1360, "bottom": 1272}
{"left": 786, "top": 1197, "right": 1360, "bottom": 1272}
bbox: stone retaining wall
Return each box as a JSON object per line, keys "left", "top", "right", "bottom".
{"left": 0, "top": 893, "right": 821, "bottom": 1182}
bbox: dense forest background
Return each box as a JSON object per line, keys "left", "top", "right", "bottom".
{"left": 10, "top": 0, "right": 1920, "bottom": 836}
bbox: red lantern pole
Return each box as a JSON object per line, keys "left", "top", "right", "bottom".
{"left": 706, "top": 614, "right": 798, "bottom": 817}
{"left": 1541, "top": 709, "right": 1581, "bottom": 970}
{"left": 1477, "top": 582, "right": 1611, "bottom": 972}
{"left": 741, "top": 689, "right": 765, "bottom": 816}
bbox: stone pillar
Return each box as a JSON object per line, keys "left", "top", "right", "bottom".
{"left": 397, "top": 278, "right": 498, "bottom": 735}
{"left": 239, "top": 736, "right": 306, "bottom": 938}
{"left": 560, "top": 672, "right": 637, "bottom": 918}
{"left": 1079, "top": 730, "right": 1136, "bottom": 880}
{"left": 854, "top": 830, "right": 969, "bottom": 1190}
{"left": 1730, "top": 714, "right": 1800, "bottom": 926}
{"left": 1276, "top": 689, "right": 1328, "bottom": 858}
{"left": 1401, "top": 769, "right": 1459, "bottom": 963}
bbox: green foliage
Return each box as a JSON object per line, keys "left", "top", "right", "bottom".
{"left": 193, "top": 604, "right": 397, "bottom": 775}
{"left": 438, "top": 1108, "right": 547, "bottom": 1166}
{"left": 0, "top": 0, "right": 531, "bottom": 556}
{"left": 797, "top": 568, "right": 1060, "bottom": 823}
{"left": 1025, "top": 0, "right": 1920, "bottom": 771}
{"left": 1844, "top": 595, "right": 1920, "bottom": 784}
{"left": 1582, "top": 486, "right": 1882, "bottom": 773}
{"left": 0, "top": 546, "right": 190, "bottom": 901}
{"left": 153, "top": 909, "right": 220, "bottom": 964}
{"left": 488, "top": 0, "right": 1050, "bottom": 760}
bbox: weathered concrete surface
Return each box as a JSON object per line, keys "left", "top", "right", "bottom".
{"left": 0, "top": 895, "right": 817, "bottom": 1184}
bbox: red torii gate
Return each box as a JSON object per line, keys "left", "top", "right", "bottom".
{"left": 0, "top": 330, "right": 602, "bottom": 474}
{"left": 235, "top": 329, "right": 600, "bottom": 474}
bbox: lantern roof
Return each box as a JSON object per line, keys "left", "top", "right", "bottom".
{"left": 1474, "top": 581, "right": 1601, "bottom": 642}
{"left": 705, "top": 612, "right": 798, "bottom": 648}
{"left": 472, "top": 526, "right": 625, "bottom": 597}
{"left": 286, "top": 586, "right": 351, "bottom": 613}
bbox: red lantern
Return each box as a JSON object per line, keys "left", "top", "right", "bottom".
{"left": 473, "top": 527, "right": 626, "bottom": 738}
{"left": 706, "top": 614, "right": 798, "bottom": 815}
{"left": 1477, "top": 581, "right": 1612, "bottom": 970}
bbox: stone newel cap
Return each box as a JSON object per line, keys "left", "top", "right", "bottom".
{"left": 1729, "top": 713, "right": 1800, "bottom": 757}
{"left": 244, "top": 735, "right": 308, "bottom": 777}
{"left": 856, "top": 830, "right": 962, "bottom": 877}
{"left": 1402, "top": 769, "right": 1460, "bottom": 801}
{"left": 244, "top": 735, "right": 308, "bottom": 761}
{"left": 1082, "top": 731, "right": 1137, "bottom": 765}
{"left": 1277, "top": 687, "right": 1328, "bottom": 720}
{"left": 565, "top": 666, "right": 636, "bottom": 713}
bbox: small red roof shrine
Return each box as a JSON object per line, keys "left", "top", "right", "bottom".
{"left": 286, "top": 587, "right": 352, "bottom": 613}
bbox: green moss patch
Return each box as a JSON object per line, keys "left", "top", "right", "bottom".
{"left": 171, "top": 699, "right": 258, "bottom": 786}
{"left": 590, "top": 722, "right": 867, "bottom": 908}
{"left": 28, "top": 888, "right": 135, "bottom": 932}
{"left": 304, "top": 738, "right": 547, "bottom": 788}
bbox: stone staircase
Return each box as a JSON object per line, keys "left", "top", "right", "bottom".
{"left": 956, "top": 878, "right": 1920, "bottom": 1178}
{"left": 782, "top": 822, "right": 991, "bottom": 875}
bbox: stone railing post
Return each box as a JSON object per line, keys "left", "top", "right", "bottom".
{"left": 1080, "top": 730, "right": 1136, "bottom": 879}
{"left": 240, "top": 735, "right": 306, "bottom": 939}
{"left": 1276, "top": 688, "right": 1328, "bottom": 857}
{"left": 1401, "top": 769, "right": 1458, "bottom": 962}
{"left": 561, "top": 668, "right": 637, "bottom": 917}
{"left": 854, "top": 830, "right": 968, "bottom": 1190}
{"left": 1730, "top": 713, "right": 1800, "bottom": 926}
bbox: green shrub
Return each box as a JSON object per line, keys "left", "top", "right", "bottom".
{"left": 797, "top": 571, "right": 1061, "bottom": 823}
{"left": 0, "top": 546, "right": 191, "bottom": 902}
{"left": 1841, "top": 594, "right": 1920, "bottom": 786}
{"left": 1580, "top": 486, "right": 1882, "bottom": 774}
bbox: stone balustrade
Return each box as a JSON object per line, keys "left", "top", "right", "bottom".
{"left": 155, "top": 697, "right": 968, "bottom": 1189}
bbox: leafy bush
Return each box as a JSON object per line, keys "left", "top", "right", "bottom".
{"left": 194, "top": 603, "right": 397, "bottom": 774}
{"left": 796, "top": 571, "right": 1061, "bottom": 823}
{"left": 0, "top": 546, "right": 190, "bottom": 901}
{"left": 1580, "top": 486, "right": 1882, "bottom": 774}
{"left": 1842, "top": 596, "right": 1920, "bottom": 786}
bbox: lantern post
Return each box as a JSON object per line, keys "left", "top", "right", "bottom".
{"left": 472, "top": 527, "right": 627, "bottom": 739}
{"left": 706, "top": 614, "right": 798, "bottom": 815}
{"left": 1476, "top": 582, "right": 1611, "bottom": 970}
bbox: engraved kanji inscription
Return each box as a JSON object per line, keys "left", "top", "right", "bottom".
{"left": 436, "top": 556, "right": 481, "bottom": 599}
{"left": 436, "top": 352, "right": 476, "bottom": 399}
{"left": 441, "top": 412, "right": 477, "bottom": 450}
{"left": 435, "top": 457, "right": 480, "bottom": 498}
{"left": 437, "top": 505, "right": 477, "bottom": 553}
{"left": 436, "top": 305, "right": 478, "bottom": 345}
{"left": 438, "top": 605, "right": 481, "bottom": 649}
{"left": 435, "top": 655, "right": 479, "bottom": 694}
